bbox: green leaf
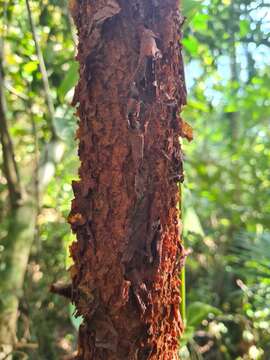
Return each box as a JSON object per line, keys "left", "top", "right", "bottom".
{"left": 184, "top": 207, "right": 204, "bottom": 236}
{"left": 53, "top": 106, "right": 77, "bottom": 141}
{"left": 69, "top": 303, "right": 83, "bottom": 331}
{"left": 192, "top": 13, "right": 209, "bottom": 32}
{"left": 239, "top": 19, "right": 250, "bottom": 37}
{"left": 180, "top": 325, "right": 195, "bottom": 345}
{"left": 58, "top": 61, "right": 79, "bottom": 101}
{"left": 23, "top": 60, "right": 39, "bottom": 74}
{"left": 181, "top": 0, "right": 203, "bottom": 25}
{"left": 187, "top": 302, "right": 222, "bottom": 328}
{"left": 182, "top": 36, "right": 200, "bottom": 56}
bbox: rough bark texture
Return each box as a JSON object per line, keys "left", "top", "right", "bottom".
{"left": 68, "top": 1, "right": 187, "bottom": 359}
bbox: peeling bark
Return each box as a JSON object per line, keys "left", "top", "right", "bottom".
{"left": 69, "top": 1, "right": 187, "bottom": 359}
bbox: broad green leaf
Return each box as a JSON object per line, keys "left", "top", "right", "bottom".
{"left": 184, "top": 207, "right": 204, "bottom": 236}
{"left": 187, "top": 302, "right": 222, "bottom": 328}
{"left": 58, "top": 61, "right": 79, "bottom": 101}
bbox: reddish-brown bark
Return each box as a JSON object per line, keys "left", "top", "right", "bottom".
{"left": 68, "top": 1, "right": 187, "bottom": 359}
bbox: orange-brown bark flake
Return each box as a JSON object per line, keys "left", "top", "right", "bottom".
{"left": 69, "top": 0, "right": 187, "bottom": 359}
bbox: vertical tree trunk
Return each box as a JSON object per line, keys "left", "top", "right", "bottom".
{"left": 69, "top": 1, "right": 187, "bottom": 359}
{"left": 0, "top": 204, "right": 37, "bottom": 359}
{"left": 0, "top": 140, "right": 64, "bottom": 359}
{"left": 0, "top": 2, "right": 63, "bottom": 357}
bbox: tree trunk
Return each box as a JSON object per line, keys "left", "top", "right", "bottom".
{"left": 0, "top": 4, "right": 63, "bottom": 353}
{"left": 69, "top": 1, "right": 187, "bottom": 359}
{"left": 0, "top": 203, "right": 37, "bottom": 359}
{"left": 0, "top": 141, "right": 64, "bottom": 359}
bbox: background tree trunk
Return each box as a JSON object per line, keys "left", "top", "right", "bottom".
{"left": 0, "top": 140, "right": 65, "bottom": 359}
{"left": 0, "top": 13, "right": 64, "bottom": 354}
{"left": 69, "top": 0, "right": 187, "bottom": 359}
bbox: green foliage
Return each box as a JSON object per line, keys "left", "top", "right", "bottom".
{"left": 232, "top": 232, "right": 270, "bottom": 279}
{"left": 181, "top": 302, "right": 222, "bottom": 346}
{"left": 53, "top": 105, "right": 77, "bottom": 141}
{"left": 0, "top": 0, "right": 78, "bottom": 357}
{"left": 182, "top": 0, "right": 270, "bottom": 357}
{"left": 58, "top": 61, "right": 79, "bottom": 101}
{"left": 181, "top": 0, "right": 203, "bottom": 25}
{"left": 187, "top": 302, "right": 222, "bottom": 329}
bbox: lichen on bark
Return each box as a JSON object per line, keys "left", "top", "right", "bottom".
{"left": 68, "top": 0, "right": 187, "bottom": 359}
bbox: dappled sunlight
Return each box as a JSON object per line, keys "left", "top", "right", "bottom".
{"left": 0, "top": 0, "right": 269, "bottom": 358}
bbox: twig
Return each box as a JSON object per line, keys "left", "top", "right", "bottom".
{"left": 25, "top": 0, "right": 57, "bottom": 138}
{"left": 15, "top": 342, "right": 38, "bottom": 350}
{"left": 4, "top": 83, "right": 28, "bottom": 101}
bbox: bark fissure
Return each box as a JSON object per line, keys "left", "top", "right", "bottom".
{"left": 69, "top": 1, "right": 187, "bottom": 359}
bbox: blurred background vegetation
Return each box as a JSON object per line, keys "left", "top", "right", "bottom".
{"left": 0, "top": 0, "right": 269, "bottom": 359}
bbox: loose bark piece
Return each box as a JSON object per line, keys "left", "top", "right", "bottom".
{"left": 50, "top": 282, "right": 73, "bottom": 299}
{"left": 68, "top": 0, "right": 187, "bottom": 359}
{"left": 181, "top": 120, "right": 193, "bottom": 142}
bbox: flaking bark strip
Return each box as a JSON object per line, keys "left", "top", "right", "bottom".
{"left": 68, "top": 0, "right": 188, "bottom": 359}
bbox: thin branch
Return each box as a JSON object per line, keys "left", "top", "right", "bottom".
{"left": 249, "top": 2, "right": 270, "bottom": 11}
{"left": 25, "top": 0, "right": 57, "bottom": 138}
{"left": 4, "top": 83, "right": 28, "bottom": 101}
{"left": 15, "top": 342, "right": 38, "bottom": 350}
{"left": 241, "top": 37, "right": 270, "bottom": 47}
